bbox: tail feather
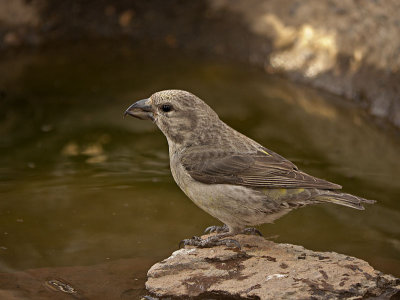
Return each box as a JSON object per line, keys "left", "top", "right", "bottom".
{"left": 316, "top": 191, "right": 376, "bottom": 210}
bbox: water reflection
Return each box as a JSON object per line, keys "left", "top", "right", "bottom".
{"left": 0, "top": 41, "right": 399, "bottom": 298}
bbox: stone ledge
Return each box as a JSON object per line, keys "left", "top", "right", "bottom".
{"left": 146, "top": 235, "right": 400, "bottom": 299}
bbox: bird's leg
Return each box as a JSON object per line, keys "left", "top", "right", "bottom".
{"left": 204, "top": 224, "right": 229, "bottom": 234}
{"left": 180, "top": 225, "right": 263, "bottom": 249}
{"left": 241, "top": 227, "right": 263, "bottom": 236}
{"left": 204, "top": 224, "right": 262, "bottom": 236}
{"left": 180, "top": 225, "right": 242, "bottom": 249}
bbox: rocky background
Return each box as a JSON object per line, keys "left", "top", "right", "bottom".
{"left": 1, "top": 0, "right": 400, "bottom": 130}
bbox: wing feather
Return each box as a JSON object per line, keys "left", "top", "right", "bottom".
{"left": 181, "top": 147, "right": 341, "bottom": 190}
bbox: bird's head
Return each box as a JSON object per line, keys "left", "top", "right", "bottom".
{"left": 125, "top": 90, "right": 219, "bottom": 146}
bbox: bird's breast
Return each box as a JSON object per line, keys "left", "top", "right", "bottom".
{"left": 169, "top": 152, "right": 190, "bottom": 190}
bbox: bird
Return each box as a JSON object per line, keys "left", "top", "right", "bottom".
{"left": 124, "top": 89, "right": 375, "bottom": 248}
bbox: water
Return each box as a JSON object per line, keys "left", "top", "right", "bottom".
{"left": 0, "top": 41, "right": 399, "bottom": 298}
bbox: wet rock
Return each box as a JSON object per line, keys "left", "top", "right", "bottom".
{"left": 2, "top": 0, "right": 400, "bottom": 129}
{"left": 146, "top": 235, "right": 400, "bottom": 299}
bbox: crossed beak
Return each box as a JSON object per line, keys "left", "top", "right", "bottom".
{"left": 124, "top": 98, "right": 154, "bottom": 121}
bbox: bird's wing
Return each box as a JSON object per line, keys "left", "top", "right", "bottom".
{"left": 181, "top": 147, "right": 342, "bottom": 190}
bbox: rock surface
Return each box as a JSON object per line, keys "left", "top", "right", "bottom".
{"left": 146, "top": 235, "right": 400, "bottom": 299}
{"left": 208, "top": 0, "right": 400, "bottom": 129}
{"left": 1, "top": 0, "right": 400, "bottom": 129}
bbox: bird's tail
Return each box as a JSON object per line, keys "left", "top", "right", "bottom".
{"left": 315, "top": 190, "right": 376, "bottom": 210}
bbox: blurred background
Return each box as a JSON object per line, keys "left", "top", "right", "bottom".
{"left": 0, "top": 0, "right": 399, "bottom": 299}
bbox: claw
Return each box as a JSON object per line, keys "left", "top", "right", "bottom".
{"left": 179, "top": 235, "right": 241, "bottom": 249}
{"left": 204, "top": 226, "right": 216, "bottom": 234}
{"left": 179, "top": 236, "right": 201, "bottom": 248}
{"left": 203, "top": 225, "right": 262, "bottom": 236}
{"left": 242, "top": 228, "right": 263, "bottom": 236}
{"left": 204, "top": 224, "right": 229, "bottom": 234}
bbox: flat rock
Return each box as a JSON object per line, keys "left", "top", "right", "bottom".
{"left": 146, "top": 235, "right": 400, "bottom": 299}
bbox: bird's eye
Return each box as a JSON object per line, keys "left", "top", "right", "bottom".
{"left": 161, "top": 104, "right": 172, "bottom": 112}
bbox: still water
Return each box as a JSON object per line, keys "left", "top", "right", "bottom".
{"left": 0, "top": 41, "right": 399, "bottom": 298}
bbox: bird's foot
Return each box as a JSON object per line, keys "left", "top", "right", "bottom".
{"left": 182, "top": 225, "right": 261, "bottom": 249}
{"left": 204, "top": 224, "right": 229, "bottom": 234}
{"left": 242, "top": 227, "right": 263, "bottom": 236}
{"left": 204, "top": 224, "right": 262, "bottom": 237}
{"left": 179, "top": 235, "right": 241, "bottom": 249}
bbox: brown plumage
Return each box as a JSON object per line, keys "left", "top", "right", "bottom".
{"left": 181, "top": 148, "right": 342, "bottom": 190}
{"left": 125, "top": 89, "right": 375, "bottom": 247}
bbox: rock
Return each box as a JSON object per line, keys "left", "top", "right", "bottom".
{"left": 2, "top": 0, "right": 400, "bottom": 128}
{"left": 146, "top": 235, "right": 400, "bottom": 299}
{"left": 207, "top": 0, "right": 400, "bottom": 130}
